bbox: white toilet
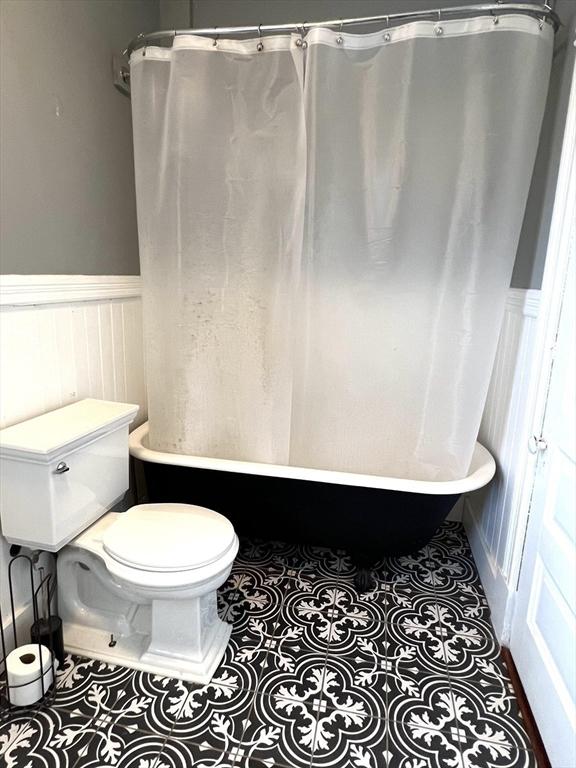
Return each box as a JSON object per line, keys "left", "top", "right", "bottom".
{"left": 0, "top": 399, "right": 239, "bottom": 684}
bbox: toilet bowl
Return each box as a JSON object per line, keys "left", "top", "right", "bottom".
{"left": 58, "top": 503, "right": 239, "bottom": 684}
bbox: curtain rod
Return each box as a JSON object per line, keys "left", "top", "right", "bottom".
{"left": 123, "top": 3, "right": 559, "bottom": 57}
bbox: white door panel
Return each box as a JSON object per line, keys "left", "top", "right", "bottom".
{"left": 510, "top": 58, "right": 576, "bottom": 768}
{"left": 511, "top": 252, "right": 576, "bottom": 767}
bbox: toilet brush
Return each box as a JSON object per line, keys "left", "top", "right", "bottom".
{"left": 30, "top": 565, "right": 65, "bottom": 668}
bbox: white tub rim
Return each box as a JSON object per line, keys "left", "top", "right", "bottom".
{"left": 129, "top": 422, "right": 495, "bottom": 496}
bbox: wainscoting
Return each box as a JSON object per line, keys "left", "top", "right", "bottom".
{"left": 0, "top": 275, "right": 146, "bottom": 650}
{"left": 0, "top": 275, "right": 146, "bottom": 429}
{"left": 0, "top": 278, "right": 539, "bottom": 651}
{"left": 464, "top": 288, "right": 541, "bottom": 642}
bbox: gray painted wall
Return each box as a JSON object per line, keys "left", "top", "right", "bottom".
{"left": 191, "top": 0, "right": 576, "bottom": 28}
{"left": 513, "top": 27, "right": 575, "bottom": 288}
{"left": 191, "top": 0, "right": 575, "bottom": 289}
{"left": 160, "top": 0, "right": 190, "bottom": 28}
{"left": 0, "top": 0, "right": 158, "bottom": 275}
{"left": 1, "top": 0, "right": 573, "bottom": 283}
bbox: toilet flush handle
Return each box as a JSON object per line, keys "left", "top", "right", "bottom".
{"left": 54, "top": 461, "right": 70, "bottom": 474}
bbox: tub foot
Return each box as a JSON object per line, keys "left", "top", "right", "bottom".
{"left": 354, "top": 568, "right": 376, "bottom": 593}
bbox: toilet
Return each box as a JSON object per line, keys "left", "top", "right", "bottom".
{"left": 0, "top": 399, "right": 239, "bottom": 684}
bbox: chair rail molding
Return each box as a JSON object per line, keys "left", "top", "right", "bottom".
{"left": 0, "top": 274, "right": 142, "bottom": 306}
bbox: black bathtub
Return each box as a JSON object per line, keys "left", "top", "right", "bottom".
{"left": 130, "top": 423, "right": 494, "bottom": 567}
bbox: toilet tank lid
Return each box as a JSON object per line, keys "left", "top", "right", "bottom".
{"left": 0, "top": 399, "right": 139, "bottom": 462}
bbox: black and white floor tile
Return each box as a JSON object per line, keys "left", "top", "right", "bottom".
{"left": 0, "top": 522, "right": 536, "bottom": 767}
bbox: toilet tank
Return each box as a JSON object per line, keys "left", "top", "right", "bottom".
{"left": 0, "top": 399, "right": 139, "bottom": 551}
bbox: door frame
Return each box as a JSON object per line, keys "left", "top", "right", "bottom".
{"left": 504, "top": 52, "right": 575, "bottom": 637}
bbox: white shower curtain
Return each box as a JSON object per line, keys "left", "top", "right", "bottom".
{"left": 131, "top": 15, "right": 552, "bottom": 481}
{"left": 131, "top": 36, "right": 306, "bottom": 464}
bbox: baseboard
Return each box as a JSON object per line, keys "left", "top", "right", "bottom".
{"left": 501, "top": 647, "right": 552, "bottom": 768}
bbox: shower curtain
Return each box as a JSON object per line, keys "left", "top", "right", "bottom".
{"left": 131, "top": 15, "right": 553, "bottom": 482}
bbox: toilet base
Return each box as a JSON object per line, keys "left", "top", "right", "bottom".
{"left": 62, "top": 617, "right": 232, "bottom": 685}
{"left": 58, "top": 519, "right": 239, "bottom": 686}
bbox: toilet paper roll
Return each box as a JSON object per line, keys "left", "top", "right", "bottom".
{"left": 6, "top": 643, "right": 55, "bottom": 707}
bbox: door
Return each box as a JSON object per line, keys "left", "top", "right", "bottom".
{"left": 509, "top": 61, "right": 576, "bottom": 768}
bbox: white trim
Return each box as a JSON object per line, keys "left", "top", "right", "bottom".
{"left": 0, "top": 275, "right": 142, "bottom": 307}
{"left": 510, "top": 59, "right": 576, "bottom": 620}
{"left": 506, "top": 288, "right": 541, "bottom": 317}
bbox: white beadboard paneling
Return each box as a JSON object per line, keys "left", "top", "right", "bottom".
{"left": 53, "top": 304, "right": 78, "bottom": 405}
{"left": 0, "top": 275, "right": 146, "bottom": 651}
{"left": 98, "top": 303, "right": 116, "bottom": 401}
{"left": 0, "top": 278, "right": 537, "bottom": 650}
{"left": 111, "top": 302, "right": 128, "bottom": 402}
{"left": 0, "top": 276, "right": 146, "bottom": 428}
{"left": 84, "top": 302, "right": 105, "bottom": 400}
{"left": 464, "top": 288, "right": 540, "bottom": 641}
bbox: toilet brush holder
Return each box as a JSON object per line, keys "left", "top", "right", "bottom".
{"left": 30, "top": 615, "right": 64, "bottom": 668}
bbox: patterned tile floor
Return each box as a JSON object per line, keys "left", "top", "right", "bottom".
{"left": 0, "top": 522, "right": 535, "bottom": 768}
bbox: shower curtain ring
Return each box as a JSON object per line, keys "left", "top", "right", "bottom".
{"left": 384, "top": 15, "right": 391, "bottom": 41}
{"left": 257, "top": 24, "right": 264, "bottom": 51}
{"left": 300, "top": 22, "right": 308, "bottom": 49}
{"left": 336, "top": 20, "right": 344, "bottom": 45}
{"left": 435, "top": 9, "right": 444, "bottom": 36}
{"left": 294, "top": 23, "right": 303, "bottom": 47}
{"left": 213, "top": 27, "right": 219, "bottom": 46}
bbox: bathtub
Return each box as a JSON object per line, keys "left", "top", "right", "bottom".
{"left": 129, "top": 422, "right": 495, "bottom": 562}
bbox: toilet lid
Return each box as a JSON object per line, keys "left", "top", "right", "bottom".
{"left": 102, "top": 504, "right": 236, "bottom": 572}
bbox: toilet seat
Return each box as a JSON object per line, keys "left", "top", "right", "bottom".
{"left": 71, "top": 505, "right": 239, "bottom": 591}
{"left": 102, "top": 503, "right": 236, "bottom": 573}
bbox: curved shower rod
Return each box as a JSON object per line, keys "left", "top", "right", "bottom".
{"left": 123, "top": 2, "right": 559, "bottom": 58}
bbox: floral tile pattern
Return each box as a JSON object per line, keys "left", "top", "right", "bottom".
{"left": 166, "top": 673, "right": 256, "bottom": 745}
{"left": 0, "top": 522, "right": 537, "bottom": 767}
{"left": 1, "top": 707, "right": 96, "bottom": 768}
{"left": 65, "top": 724, "right": 168, "bottom": 768}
